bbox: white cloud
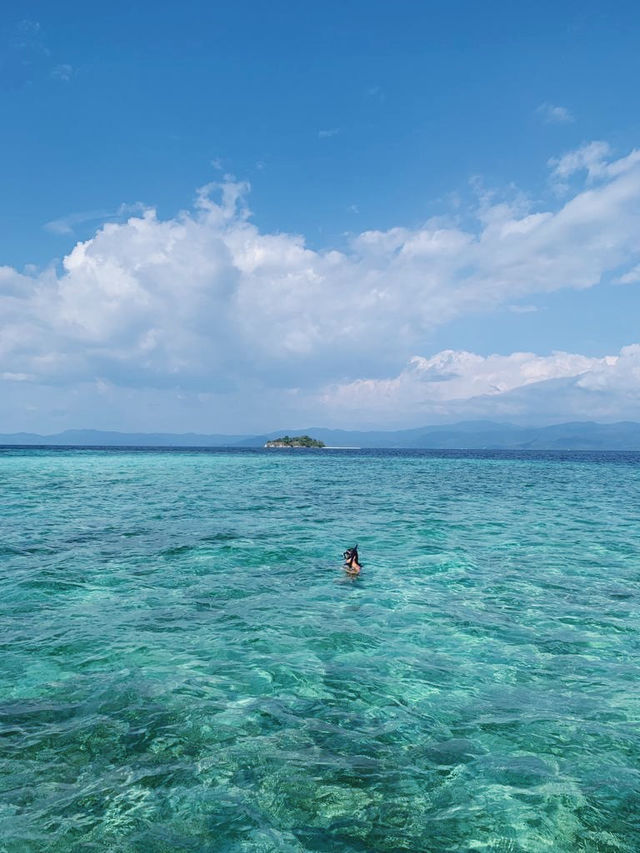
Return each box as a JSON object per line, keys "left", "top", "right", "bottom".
{"left": 1, "top": 372, "right": 33, "bottom": 381}
{"left": 549, "top": 141, "right": 612, "bottom": 182}
{"left": 318, "top": 346, "right": 639, "bottom": 426}
{"left": 537, "top": 102, "right": 574, "bottom": 124}
{"left": 43, "top": 203, "right": 146, "bottom": 237}
{"left": 575, "top": 344, "right": 640, "bottom": 394}
{"left": 616, "top": 263, "right": 640, "bottom": 285}
{"left": 508, "top": 304, "right": 538, "bottom": 313}
{"left": 549, "top": 142, "right": 640, "bottom": 193}
{"left": 45, "top": 209, "right": 113, "bottom": 236}
{"left": 2, "top": 142, "right": 640, "bottom": 429}
{"left": 4, "top": 344, "right": 635, "bottom": 434}
{"left": 318, "top": 128, "right": 340, "bottom": 138}
{"left": 322, "top": 349, "right": 603, "bottom": 408}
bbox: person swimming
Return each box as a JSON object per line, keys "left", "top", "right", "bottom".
{"left": 343, "top": 544, "right": 362, "bottom": 575}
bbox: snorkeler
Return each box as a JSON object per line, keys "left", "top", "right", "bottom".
{"left": 343, "top": 544, "right": 362, "bottom": 575}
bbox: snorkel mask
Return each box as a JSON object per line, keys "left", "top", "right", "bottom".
{"left": 343, "top": 544, "right": 359, "bottom": 563}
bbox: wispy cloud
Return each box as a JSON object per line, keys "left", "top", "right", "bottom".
{"left": 318, "top": 128, "right": 340, "bottom": 138}
{"left": 548, "top": 140, "right": 640, "bottom": 197}
{"left": 44, "top": 204, "right": 145, "bottom": 236}
{"left": 508, "top": 304, "right": 538, "bottom": 314}
{"left": 45, "top": 210, "right": 112, "bottom": 236}
{"left": 537, "top": 102, "right": 574, "bottom": 124}
{"left": 616, "top": 263, "right": 640, "bottom": 285}
{"left": 51, "top": 63, "right": 73, "bottom": 82}
{"left": 1, "top": 372, "right": 34, "bottom": 382}
{"left": 1, "top": 20, "right": 71, "bottom": 90}
{"left": 549, "top": 140, "right": 611, "bottom": 181}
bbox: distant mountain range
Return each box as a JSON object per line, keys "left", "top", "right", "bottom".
{"left": 3, "top": 421, "right": 640, "bottom": 449}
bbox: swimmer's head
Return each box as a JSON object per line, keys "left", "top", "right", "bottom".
{"left": 343, "top": 544, "right": 359, "bottom": 563}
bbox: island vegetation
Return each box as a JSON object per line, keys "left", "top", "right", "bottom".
{"left": 264, "top": 435, "right": 326, "bottom": 448}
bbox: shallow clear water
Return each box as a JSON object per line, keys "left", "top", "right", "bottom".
{"left": 1, "top": 447, "right": 640, "bottom": 852}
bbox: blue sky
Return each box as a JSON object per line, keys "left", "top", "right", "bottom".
{"left": 2, "top": 1, "right": 640, "bottom": 432}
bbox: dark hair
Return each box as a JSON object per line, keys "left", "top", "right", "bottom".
{"left": 343, "top": 544, "right": 359, "bottom": 563}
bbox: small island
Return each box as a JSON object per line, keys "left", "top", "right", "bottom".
{"left": 264, "top": 435, "right": 326, "bottom": 448}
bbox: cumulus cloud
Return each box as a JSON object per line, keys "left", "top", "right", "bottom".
{"left": 3, "top": 346, "right": 639, "bottom": 433}
{"left": 324, "top": 350, "right": 611, "bottom": 411}
{"left": 318, "top": 345, "right": 640, "bottom": 426}
{"left": 2, "top": 141, "right": 640, "bottom": 428}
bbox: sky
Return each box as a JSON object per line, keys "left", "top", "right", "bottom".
{"left": 2, "top": 0, "right": 640, "bottom": 433}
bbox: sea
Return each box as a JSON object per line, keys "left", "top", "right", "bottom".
{"left": 1, "top": 447, "right": 639, "bottom": 852}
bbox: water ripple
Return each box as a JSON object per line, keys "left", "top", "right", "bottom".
{"left": 1, "top": 448, "right": 640, "bottom": 851}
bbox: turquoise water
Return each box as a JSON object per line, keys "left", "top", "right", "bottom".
{"left": 1, "top": 448, "right": 640, "bottom": 852}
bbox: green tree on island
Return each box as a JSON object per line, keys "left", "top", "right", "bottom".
{"left": 264, "top": 435, "right": 325, "bottom": 448}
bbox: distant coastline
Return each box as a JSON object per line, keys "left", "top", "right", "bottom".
{"left": 3, "top": 421, "right": 640, "bottom": 450}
